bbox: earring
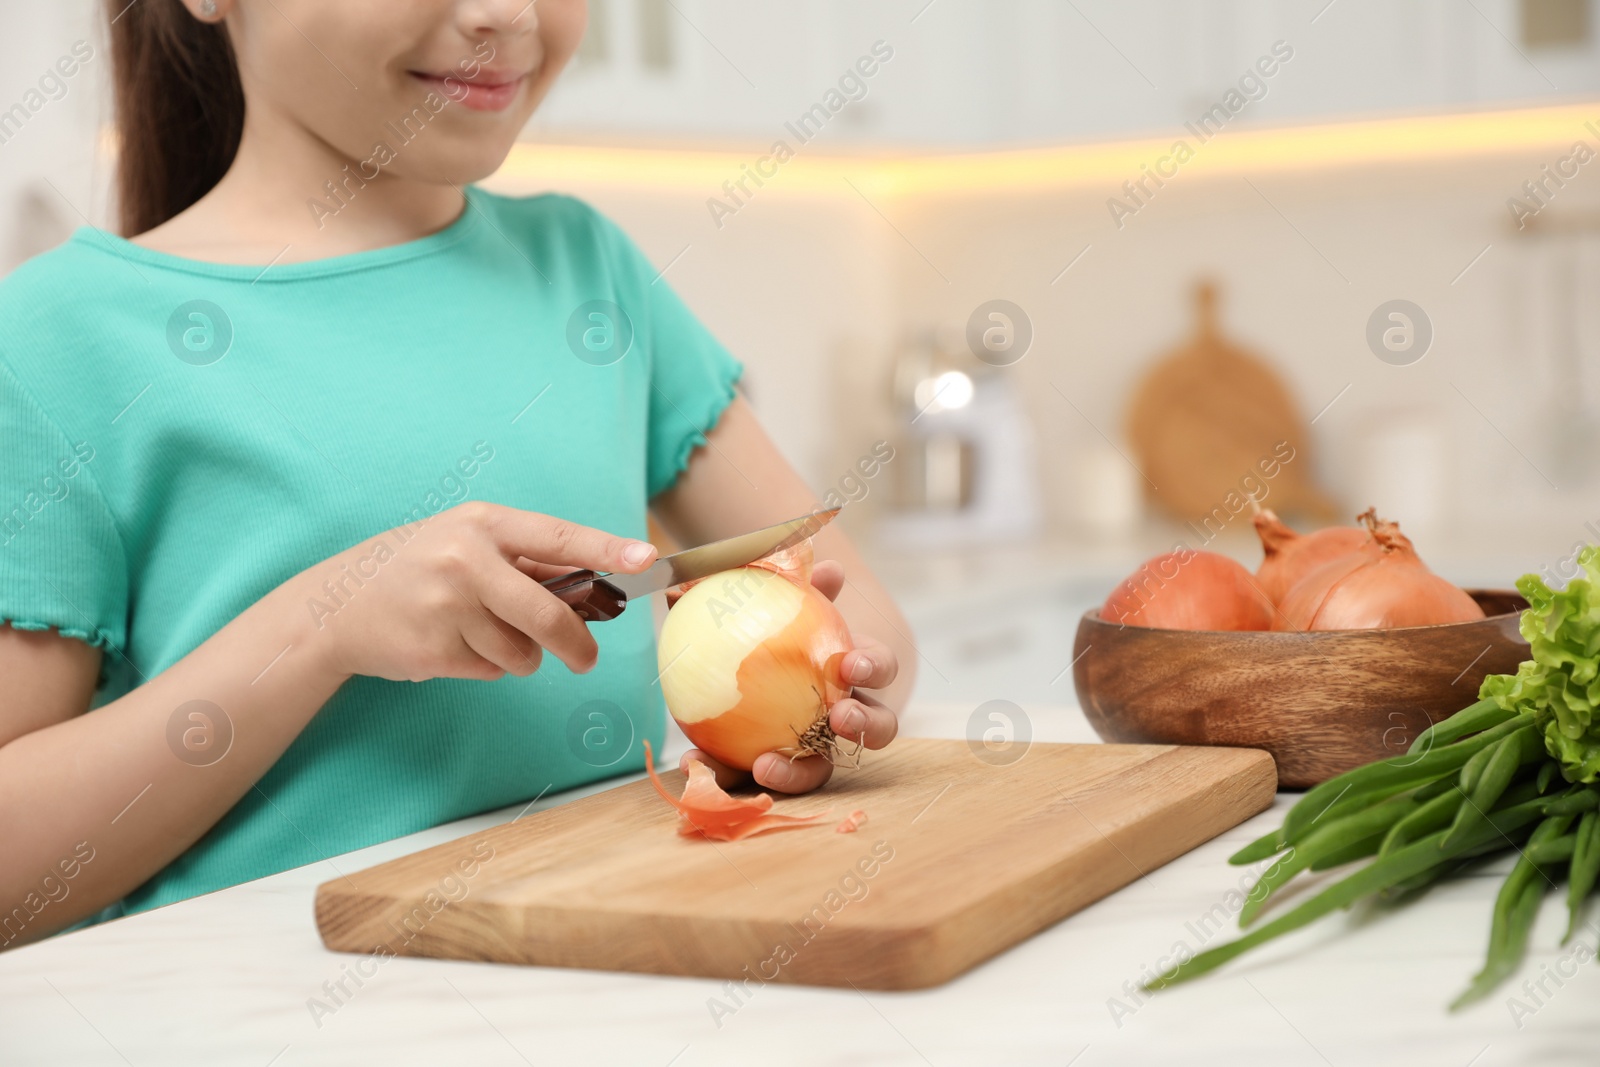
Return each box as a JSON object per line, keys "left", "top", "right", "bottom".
{"left": 200, "top": 0, "right": 217, "bottom": 16}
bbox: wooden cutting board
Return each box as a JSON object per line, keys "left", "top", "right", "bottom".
{"left": 1126, "top": 280, "right": 1338, "bottom": 523}
{"left": 315, "top": 738, "right": 1275, "bottom": 990}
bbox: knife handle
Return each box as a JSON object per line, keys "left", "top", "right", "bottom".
{"left": 548, "top": 571, "right": 628, "bottom": 623}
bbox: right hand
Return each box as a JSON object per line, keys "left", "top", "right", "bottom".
{"left": 295, "top": 502, "right": 657, "bottom": 683}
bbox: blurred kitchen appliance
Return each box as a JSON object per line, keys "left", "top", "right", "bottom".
{"left": 880, "top": 331, "right": 1042, "bottom": 547}
{"left": 1126, "top": 280, "right": 1337, "bottom": 524}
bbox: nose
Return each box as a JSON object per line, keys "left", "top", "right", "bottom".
{"left": 455, "top": 0, "right": 537, "bottom": 36}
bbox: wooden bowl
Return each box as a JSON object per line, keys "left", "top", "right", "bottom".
{"left": 1072, "top": 591, "right": 1529, "bottom": 789}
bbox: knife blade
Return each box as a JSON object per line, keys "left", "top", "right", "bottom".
{"left": 541, "top": 506, "right": 841, "bottom": 622}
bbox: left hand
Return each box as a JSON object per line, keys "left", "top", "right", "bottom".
{"left": 676, "top": 558, "right": 901, "bottom": 794}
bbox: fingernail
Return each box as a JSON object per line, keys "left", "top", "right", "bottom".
{"left": 840, "top": 704, "right": 868, "bottom": 736}
{"left": 849, "top": 655, "right": 873, "bottom": 685}
{"left": 759, "top": 757, "right": 793, "bottom": 789}
{"left": 622, "top": 541, "right": 655, "bottom": 566}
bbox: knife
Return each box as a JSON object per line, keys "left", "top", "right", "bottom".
{"left": 541, "top": 506, "right": 842, "bottom": 622}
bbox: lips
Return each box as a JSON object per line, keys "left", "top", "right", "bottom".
{"left": 409, "top": 70, "right": 528, "bottom": 112}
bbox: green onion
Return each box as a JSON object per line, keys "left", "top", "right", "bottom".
{"left": 1566, "top": 811, "right": 1600, "bottom": 944}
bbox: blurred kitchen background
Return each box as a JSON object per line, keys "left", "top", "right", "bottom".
{"left": 6, "top": 1, "right": 1600, "bottom": 712}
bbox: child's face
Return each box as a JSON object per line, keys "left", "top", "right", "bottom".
{"left": 221, "top": 0, "right": 586, "bottom": 183}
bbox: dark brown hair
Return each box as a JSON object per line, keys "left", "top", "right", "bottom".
{"left": 104, "top": 1, "right": 245, "bottom": 236}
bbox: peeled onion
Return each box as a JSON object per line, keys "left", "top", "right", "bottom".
{"left": 1277, "top": 512, "right": 1485, "bottom": 631}
{"left": 1253, "top": 508, "right": 1372, "bottom": 606}
{"left": 1101, "top": 550, "right": 1275, "bottom": 631}
{"left": 658, "top": 560, "right": 852, "bottom": 771}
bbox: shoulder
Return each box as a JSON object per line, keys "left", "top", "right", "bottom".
{"left": 0, "top": 236, "right": 113, "bottom": 360}
{"left": 0, "top": 234, "right": 151, "bottom": 404}
{"left": 0, "top": 233, "right": 124, "bottom": 320}
{"left": 0, "top": 231, "right": 153, "bottom": 324}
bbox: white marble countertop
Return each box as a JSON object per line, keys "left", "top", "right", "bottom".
{"left": 3, "top": 701, "right": 1595, "bottom": 1067}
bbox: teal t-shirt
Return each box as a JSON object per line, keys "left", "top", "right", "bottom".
{"left": 0, "top": 188, "right": 741, "bottom": 915}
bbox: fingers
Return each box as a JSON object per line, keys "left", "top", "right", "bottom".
{"left": 679, "top": 747, "right": 834, "bottom": 794}
{"left": 752, "top": 751, "right": 835, "bottom": 794}
{"left": 683, "top": 690, "right": 896, "bottom": 798}
{"left": 511, "top": 557, "right": 583, "bottom": 584}
{"left": 479, "top": 562, "right": 600, "bottom": 673}
{"left": 458, "top": 615, "right": 538, "bottom": 677}
{"left": 829, "top": 691, "right": 898, "bottom": 750}
{"left": 685, "top": 747, "right": 836, "bottom": 793}
{"left": 837, "top": 634, "right": 899, "bottom": 691}
{"left": 446, "top": 634, "right": 514, "bottom": 682}
{"left": 812, "top": 562, "right": 899, "bottom": 690}
{"left": 810, "top": 559, "right": 845, "bottom": 602}
{"left": 480, "top": 505, "right": 657, "bottom": 574}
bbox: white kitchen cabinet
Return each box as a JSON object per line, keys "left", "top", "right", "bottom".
{"left": 532, "top": 0, "right": 1600, "bottom": 147}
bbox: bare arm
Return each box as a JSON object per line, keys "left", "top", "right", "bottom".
{"left": 0, "top": 583, "right": 344, "bottom": 946}
{"left": 651, "top": 397, "right": 918, "bottom": 790}
{"left": 0, "top": 503, "right": 660, "bottom": 945}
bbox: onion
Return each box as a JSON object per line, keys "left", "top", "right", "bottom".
{"left": 1277, "top": 511, "right": 1485, "bottom": 630}
{"left": 658, "top": 554, "right": 853, "bottom": 771}
{"left": 1101, "top": 550, "right": 1275, "bottom": 631}
{"left": 1252, "top": 508, "right": 1372, "bottom": 606}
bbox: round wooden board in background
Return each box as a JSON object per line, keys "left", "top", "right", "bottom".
{"left": 1126, "top": 281, "right": 1338, "bottom": 525}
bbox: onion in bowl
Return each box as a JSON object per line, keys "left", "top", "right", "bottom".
{"left": 1101, "top": 549, "right": 1275, "bottom": 631}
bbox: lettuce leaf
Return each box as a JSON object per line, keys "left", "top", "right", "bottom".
{"left": 1481, "top": 547, "right": 1600, "bottom": 783}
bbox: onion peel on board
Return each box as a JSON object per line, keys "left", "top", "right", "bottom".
{"left": 641, "top": 740, "right": 830, "bottom": 841}
{"left": 836, "top": 810, "right": 868, "bottom": 834}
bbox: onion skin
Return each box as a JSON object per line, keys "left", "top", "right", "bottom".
{"left": 1277, "top": 517, "right": 1485, "bottom": 631}
{"left": 659, "top": 565, "right": 852, "bottom": 771}
{"left": 640, "top": 740, "right": 829, "bottom": 840}
{"left": 1253, "top": 508, "right": 1372, "bottom": 606}
{"left": 1101, "top": 550, "right": 1275, "bottom": 631}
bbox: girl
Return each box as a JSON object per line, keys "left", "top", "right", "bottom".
{"left": 0, "top": 0, "right": 911, "bottom": 945}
